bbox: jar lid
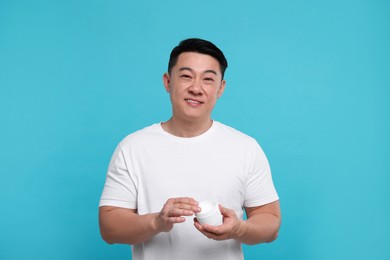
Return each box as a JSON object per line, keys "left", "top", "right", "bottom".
{"left": 196, "top": 200, "right": 218, "bottom": 218}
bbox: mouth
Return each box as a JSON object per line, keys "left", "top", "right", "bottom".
{"left": 185, "top": 98, "right": 204, "bottom": 105}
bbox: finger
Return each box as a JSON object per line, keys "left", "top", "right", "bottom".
{"left": 193, "top": 220, "right": 203, "bottom": 231}
{"left": 219, "top": 204, "right": 234, "bottom": 217}
{"left": 164, "top": 199, "right": 198, "bottom": 214}
{"left": 174, "top": 198, "right": 200, "bottom": 212}
{"left": 171, "top": 197, "right": 199, "bottom": 206}
{"left": 169, "top": 207, "right": 196, "bottom": 217}
{"left": 168, "top": 216, "right": 186, "bottom": 223}
{"left": 175, "top": 203, "right": 201, "bottom": 213}
{"left": 194, "top": 224, "right": 213, "bottom": 237}
{"left": 197, "top": 228, "right": 224, "bottom": 241}
{"left": 193, "top": 221, "right": 227, "bottom": 240}
{"left": 201, "top": 223, "right": 225, "bottom": 235}
{"left": 166, "top": 198, "right": 200, "bottom": 212}
{"left": 218, "top": 204, "right": 228, "bottom": 215}
{"left": 193, "top": 219, "right": 214, "bottom": 234}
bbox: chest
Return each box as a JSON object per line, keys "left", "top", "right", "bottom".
{"left": 131, "top": 142, "right": 250, "bottom": 212}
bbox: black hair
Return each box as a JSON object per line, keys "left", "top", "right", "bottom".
{"left": 168, "top": 38, "right": 228, "bottom": 78}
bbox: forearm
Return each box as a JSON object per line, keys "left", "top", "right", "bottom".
{"left": 99, "top": 206, "right": 160, "bottom": 245}
{"left": 235, "top": 213, "right": 280, "bottom": 245}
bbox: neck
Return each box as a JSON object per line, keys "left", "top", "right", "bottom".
{"left": 161, "top": 117, "right": 213, "bottom": 138}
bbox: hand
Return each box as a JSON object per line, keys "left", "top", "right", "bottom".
{"left": 155, "top": 197, "right": 200, "bottom": 232}
{"left": 194, "top": 204, "right": 242, "bottom": 241}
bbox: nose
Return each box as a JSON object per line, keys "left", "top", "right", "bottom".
{"left": 188, "top": 79, "right": 203, "bottom": 95}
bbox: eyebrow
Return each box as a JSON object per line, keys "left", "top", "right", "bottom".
{"left": 179, "top": 67, "right": 218, "bottom": 75}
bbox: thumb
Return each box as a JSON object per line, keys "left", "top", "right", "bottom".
{"left": 219, "top": 204, "right": 233, "bottom": 216}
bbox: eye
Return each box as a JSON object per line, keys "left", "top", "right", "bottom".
{"left": 204, "top": 77, "right": 214, "bottom": 82}
{"left": 180, "top": 74, "right": 192, "bottom": 79}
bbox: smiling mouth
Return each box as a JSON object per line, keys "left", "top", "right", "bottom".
{"left": 185, "top": 99, "right": 204, "bottom": 104}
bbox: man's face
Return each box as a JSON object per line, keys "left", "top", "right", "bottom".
{"left": 163, "top": 52, "right": 226, "bottom": 122}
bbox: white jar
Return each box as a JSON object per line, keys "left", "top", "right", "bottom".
{"left": 195, "top": 200, "right": 223, "bottom": 226}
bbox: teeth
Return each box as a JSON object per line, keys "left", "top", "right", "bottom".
{"left": 186, "top": 99, "right": 200, "bottom": 104}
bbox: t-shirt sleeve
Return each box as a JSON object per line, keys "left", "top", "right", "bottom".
{"left": 99, "top": 143, "right": 138, "bottom": 209}
{"left": 244, "top": 140, "right": 279, "bottom": 208}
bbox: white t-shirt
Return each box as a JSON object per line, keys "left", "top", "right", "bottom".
{"left": 100, "top": 121, "right": 279, "bottom": 260}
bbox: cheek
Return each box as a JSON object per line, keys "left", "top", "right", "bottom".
{"left": 207, "top": 88, "right": 221, "bottom": 99}
{"left": 169, "top": 89, "right": 184, "bottom": 103}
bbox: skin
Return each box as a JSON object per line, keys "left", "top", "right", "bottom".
{"left": 194, "top": 202, "right": 281, "bottom": 244}
{"left": 161, "top": 52, "right": 226, "bottom": 137}
{"left": 99, "top": 52, "right": 281, "bottom": 245}
{"left": 100, "top": 197, "right": 201, "bottom": 245}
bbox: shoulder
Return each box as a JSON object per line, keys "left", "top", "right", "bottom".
{"left": 118, "top": 123, "right": 162, "bottom": 149}
{"left": 214, "top": 121, "right": 258, "bottom": 146}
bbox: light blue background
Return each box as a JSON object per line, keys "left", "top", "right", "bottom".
{"left": 0, "top": 0, "right": 389, "bottom": 259}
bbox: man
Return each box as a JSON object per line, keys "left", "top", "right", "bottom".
{"left": 99, "top": 38, "right": 281, "bottom": 260}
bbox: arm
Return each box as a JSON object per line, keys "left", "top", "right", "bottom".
{"left": 194, "top": 200, "right": 281, "bottom": 245}
{"left": 237, "top": 200, "right": 281, "bottom": 244}
{"left": 99, "top": 197, "right": 200, "bottom": 245}
{"left": 99, "top": 206, "right": 159, "bottom": 245}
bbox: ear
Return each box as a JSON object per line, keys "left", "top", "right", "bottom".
{"left": 162, "top": 73, "right": 171, "bottom": 92}
{"left": 217, "top": 79, "right": 226, "bottom": 98}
